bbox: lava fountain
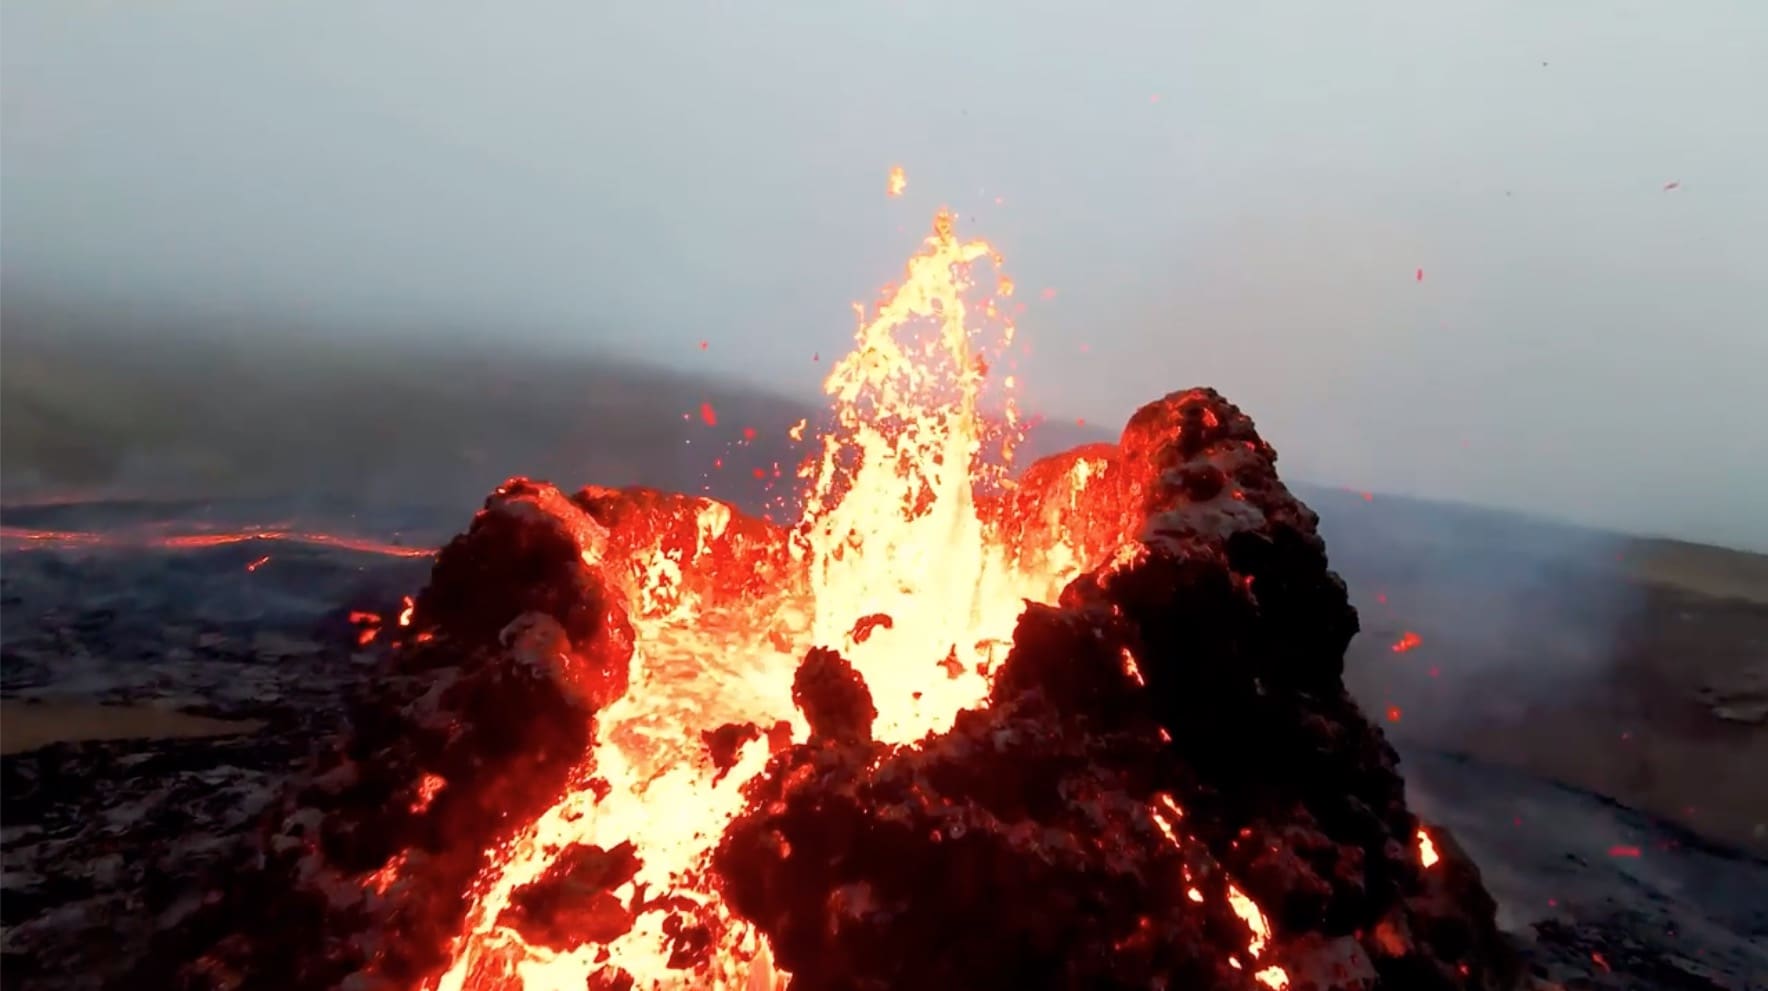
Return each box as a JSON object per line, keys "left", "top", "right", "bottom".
{"left": 432, "top": 210, "right": 1088, "bottom": 989}
{"left": 145, "top": 209, "right": 1518, "bottom": 991}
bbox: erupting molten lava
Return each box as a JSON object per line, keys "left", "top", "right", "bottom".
{"left": 147, "top": 206, "right": 1515, "bottom": 991}
{"left": 434, "top": 211, "right": 1101, "bottom": 989}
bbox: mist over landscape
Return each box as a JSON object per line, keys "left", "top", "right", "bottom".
{"left": 5, "top": 0, "right": 1763, "bottom": 827}
{"left": 5, "top": 0, "right": 1766, "bottom": 549}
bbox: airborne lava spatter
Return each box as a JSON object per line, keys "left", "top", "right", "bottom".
{"left": 145, "top": 209, "right": 1517, "bottom": 991}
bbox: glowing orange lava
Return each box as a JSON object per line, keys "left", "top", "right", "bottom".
{"left": 429, "top": 209, "right": 1080, "bottom": 990}
{"left": 440, "top": 210, "right": 1286, "bottom": 990}
{"left": 428, "top": 208, "right": 1292, "bottom": 990}
{"left": 1418, "top": 827, "right": 1441, "bottom": 869}
{"left": 886, "top": 165, "right": 907, "bottom": 198}
{"left": 1, "top": 208, "right": 1295, "bottom": 989}
{"left": 0, "top": 525, "right": 434, "bottom": 559}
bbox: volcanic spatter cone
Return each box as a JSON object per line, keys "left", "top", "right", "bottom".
{"left": 140, "top": 388, "right": 1515, "bottom": 991}
{"left": 717, "top": 388, "right": 1513, "bottom": 991}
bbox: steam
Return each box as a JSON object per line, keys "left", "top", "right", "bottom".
{"left": 0, "top": 298, "right": 811, "bottom": 524}
{"left": 1311, "top": 489, "right": 1647, "bottom": 750}
{"left": 0, "top": 299, "right": 1680, "bottom": 743}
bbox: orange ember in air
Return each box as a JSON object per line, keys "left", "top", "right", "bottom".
{"left": 885, "top": 165, "right": 907, "bottom": 198}
{"left": 349, "top": 611, "right": 384, "bottom": 646}
{"left": 411, "top": 773, "right": 447, "bottom": 815}
{"left": 1418, "top": 827, "right": 1441, "bottom": 868}
{"left": 1391, "top": 630, "right": 1423, "bottom": 653}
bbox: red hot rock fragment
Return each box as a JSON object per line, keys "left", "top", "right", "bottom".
{"left": 792, "top": 646, "right": 878, "bottom": 746}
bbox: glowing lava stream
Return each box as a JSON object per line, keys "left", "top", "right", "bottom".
{"left": 0, "top": 525, "right": 434, "bottom": 559}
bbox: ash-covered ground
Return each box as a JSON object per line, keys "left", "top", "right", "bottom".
{"left": 0, "top": 504, "right": 439, "bottom": 990}
{"left": 3, "top": 488, "right": 1765, "bottom": 990}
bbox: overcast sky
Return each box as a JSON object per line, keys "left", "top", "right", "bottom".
{"left": 4, "top": 1, "right": 1765, "bottom": 548}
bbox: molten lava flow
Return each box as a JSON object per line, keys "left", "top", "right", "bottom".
{"left": 0, "top": 524, "right": 434, "bottom": 559}
{"left": 431, "top": 211, "right": 1102, "bottom": 990}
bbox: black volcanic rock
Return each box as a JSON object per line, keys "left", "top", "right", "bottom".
{"left": 714, "top": 389, "right": 1519, "bottom": 991}
{"left": 714, "top": 697, "right": 1270, "bottom": 991}
{"left": 792, "top": 647, "right": 876, "bottom": 746}
{"left": 131, "top": 482, "right": 635, "bottom": 991}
